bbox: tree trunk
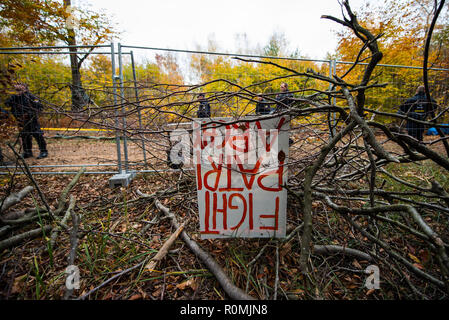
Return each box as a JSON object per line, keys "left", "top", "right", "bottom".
{"left": 64, "top": 0, "right": 88, "bottom": 112}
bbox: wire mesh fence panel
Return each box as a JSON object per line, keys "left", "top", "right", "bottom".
{"left": 0, "top": 46, "right": 123, "bottom": 175}
{"left": 335, "top": 61, "right": 449, "bottom": 124}
{"left": 1, "top": 44, "right": 448, "bottom": 176}
{"left": 120, "top": 45, "right": 336, "bottom": 174}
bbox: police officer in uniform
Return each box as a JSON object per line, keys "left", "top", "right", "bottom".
{"left": 5, "top": 83, "right": 48, "bottom": 159}
{"left": 398, "top": 85, "right": 437, "bottom": 142}
{"left": 274, "top": 82, "right": 294, "bottom": 113}
{"left": 255, "top": 95, "right": 271, "bottom": 115}
{"left": 197, "top": 93, "right": 211, "bottom": 118}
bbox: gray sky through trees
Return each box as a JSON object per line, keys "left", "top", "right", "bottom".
{"left": 85, "top": 0, "right": 366, "bottom": 59}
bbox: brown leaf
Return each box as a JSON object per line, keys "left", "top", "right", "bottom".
{"left": 128, "top": 294, "right": 142, "bottom": 300}
{"left": 352, "top": 260, "right": 362, "bottom": 269}
{"left": 176, "top": 278, "right": 198, "bottom": 291}
{"left": 152, "top": 288, "right": 161, "bottom": 297}
{"left": 366, "top": 289, "right": 375, "bottom": 296}
{"left": 11, "top": 274, "right": 26, "bottom": 295}
{"left": 413, "top": 263, "right": 424, "bottom": 270}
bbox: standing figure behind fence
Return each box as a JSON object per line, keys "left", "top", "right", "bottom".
{"left": 274, "top": 82, "right": 294, "bottom": 113}
{"left": 274, "top": 82, "right": 294, "bottom": 145}
{"left": 255, "top": 94, "right": 271, "bottom": 115}
{"left": 5, "top": 83, "right": 48, "bottom": 159}
{"left": 398, "top": 85, "right": 437, "bottom": 143}
{"left": 197, "top": 93, "right": 211, "bottom": 118}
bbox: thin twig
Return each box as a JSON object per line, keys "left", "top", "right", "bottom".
{"left": 7, "top": 143, "right": 54, "bottom": 221}
{"left": 153, "top": 198, "right": 256, "bottom": 300}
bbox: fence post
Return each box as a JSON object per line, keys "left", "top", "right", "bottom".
{"left": 118, "top": 43, "right": 129, "bottom": 173}
{"left": 110, "top": 42, "right": 122, "bottom": 173}
{"left": 130, "top": 50, "right": 147, "bottom": 166}
{"left": 328, "top": 59, "right": 337, "bottom": 138}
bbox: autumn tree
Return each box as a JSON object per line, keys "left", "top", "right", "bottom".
{"left": 187, "top": 32, "right": 325, "bottom": 118}
{"left": 0, "top": 0, "right": 117, "bottom": 111}
{"left": 334, "top": 0, "right": 449, "bottom": 114}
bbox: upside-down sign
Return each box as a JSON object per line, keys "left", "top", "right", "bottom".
{"left": 193, "top": 116, "right": 289, "bottom": 239}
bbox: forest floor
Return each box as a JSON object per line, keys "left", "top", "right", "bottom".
{"left": 0, "top": 129, "right": 448, "bottom": 300}
{"left": 1, "top": 127, "right": 445, "bottom": 173}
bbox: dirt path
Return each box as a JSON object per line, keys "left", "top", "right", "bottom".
{"left": 1, "top": 127, "right": 447, "bottom": 174}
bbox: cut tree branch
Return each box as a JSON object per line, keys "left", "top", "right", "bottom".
{"left": 153, "top": 199, "right": 256, "bottom": 300}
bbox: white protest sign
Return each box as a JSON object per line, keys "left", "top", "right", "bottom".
{"left": 192, "top": 116, "right": 289, "bottom": 239}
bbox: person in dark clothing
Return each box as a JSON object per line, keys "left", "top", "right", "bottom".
{"left": 196, "top": 93, "right": 211, "bottom": 118}
{"left": 398, "top": 85, "right": 437, "bottom": 142}
{"left": 5, "top": 83, "right": 48, "bottom": 159}
{"left": 274, "top": 82, "right": 294, "bottom": 113}
{"left": 274, "top": 82, "right": 294, "bottom": 145}
{"left": 255, "top": 95, "right": 271, "bottom": 115}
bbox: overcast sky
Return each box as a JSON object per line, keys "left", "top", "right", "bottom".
{"left": 82, "top": 0, "right": 367, "bottom": 59}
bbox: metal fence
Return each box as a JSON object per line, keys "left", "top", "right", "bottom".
{"left": 1, "top": 43, "right": 448, "bottom": 179}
